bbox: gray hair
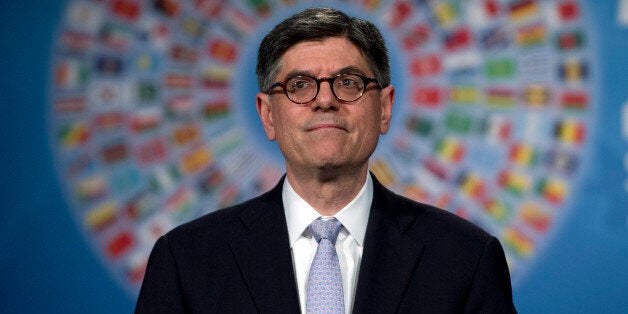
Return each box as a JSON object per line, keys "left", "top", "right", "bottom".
{"left": 256, "top": 7, "right": 391, "bottom": 93}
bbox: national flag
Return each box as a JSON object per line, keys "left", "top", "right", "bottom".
{"left": 481, "top": 114, "right": 512, "bottom": 144}
{"left": 179, "top": 145, "right": 213, "bottom": 175}
{"left": 201, "top": 66, "right": 231, "bottom": 88}
{"left": 560, "top": 91, "right": 589, "bottom": 110}
{"left": 556, "top": 0, "right": 580, "bottom": 22}
{"left": 410, "top": 54, "right": 441, "bottom": 77}
{"left": 99, "top": 22, "right": 133, "bottom": 51}
{"left": 536, "top": 177, "right": 568, "bottom": 205}
{"left": 523, "top": 84, "right": 551, "bottom": 107}
{"left": 194, "top": 0, "right": 223, "bottom": 19}
{"left": 60, "top": 30, "right": 92, "bottom": 51}
{"left": 503, "top": 227, "right": 534, "bottom": 257}
{"left": 65, "top": 154, "right": 94, "bottom": 178}
{"left": 436, "top": 137, "right": 466, "bottom": 163}
{"left": 424, "top": 158, "right": 449, "bottom": 180}
{"left": 515, "top": 23, "right": 547, "bottom": 47}
{"left": 58, "top": 121, "right": 90, "bottom": 149}
{"left": 165, "top": 187, "right": 198, "bottom": 221}
{"left": 519, "top": 202, "right": 552, "bottom": 233}
{"left": 449, "top": 85, "right": 478, "bottom": 104}
{"left": 111, "top": 0, "right": 141, "bottom": 21}
{"left": 402, "top": 23, "right": 431, "bottom": 51}
{"left": 544, "top": 148, "right": 579, "bottom": 175}
{"left": 136, "top": 81, "right": 159, "bottom": 102}
{"left": 413, "top": 86, "right": 445, "bottom": 108}
{"left": 559, "top": 58, "right": 588, "bottom": 84}
{"left": 154, "top": 0, "right": 180, "bottom": 17}
{"left": 554, "top": 118, "right": 585, "bottom": 145}
{"left": 124, "top": 251, "right": 148, "bottom": 284}
{"left": 444, "top": 27, "right": 472, "bottom": 51}
{"left": 556, "top": 30, "right": 584, "bottom": 50}
{"left": 66, "top": 2, "right": 103, "bottom": 32}
{"left": 385, "top": 0, "right": 413, "bottom": 28}
{"left": 198, "top": 166, "right": 225, "bottom": 194}
{"left": 483, "top": 0, "right": 501, "bottom": 17}
{"left": 431, "top": 1, "right": 458, "bottom": 29}
{"left": 485, "top": 87, "right": 515, "bottom": 107}
{"left": 402, "top": 184, "right": 430, "bottom": 204}
{"left": 482, "top": 197, "right": 511, "bottom": 223}
{"left": 101, "top": 141, "right": 129, "bottom": 164}
{"left": 443, "top": 51, "right": 481, "bottom": 75}
{"left": 129, "top": 108, "right": 162, "bottom": 133}
{"left": 203, "top": 100, "right": 230, "bottom": 120}
{"left": 208, "top": 39, "right": 238, "bottom": 63}
{"left": 405, "top": 115, "right": 434, "bottom": 137}
{"left": 75, "top": 175, "right": 108, "bottom": 203}
{"left": 85, "top": 201, "right": 118, "bottom": 232}
{"left": 135, "top": 137, "right": 168, "bottom": 165}
{"left": 456, "top": 171, "right": 485, "bottom": 200}
{"left": 149, "top": 163, "right": 180, "bottom": 193}
{"left": 166, "top": 96, "right": 196, "bottom": 118}
{"left": 468, "top": 0, "right": 501, "bottom": 28}
{"left": 497, "top": 170, "right": 531, "bottom": 196}
{"left": 248, "top": 0, "right": 272, "bottom": 17}
{"left": 54, "top": 59, "right": 88, "bottom": 90}
{"left": 164, "top": 73, "right": 195, "bottom": 89}
{"left": 54, "top": 96, "right": 87, "bottom": 114}
{"left": 170, "top": 44, "right": 198, "bottom": 64}
{"left": 509, "top": 0, "right": 540, "bottom": 23}
{"left": 218, "top": 183, "right": 241, "bottom": 208}
{"left": 136, "top": 213, "right": 174, "bottom": 246}
{"left": 171, "top": 123, "right": 201, "bottom": 146}
{"left": 126, "top": 191, "right": 158, "bottom": 221}
{"left": 179, "top": 16, "right": 205, "bottom": 39}
{"left": 509, "top": 142, "right": 537, "bottom": 166}
{"left": 106, "top": 230, "right": 135, "bottom": 259}
{"left": 445, "top": 111, "right": 474, "bottom": 134}
{"left": 485, "top": 58, "right": 516, "bottom": 79}
{"left": 370, "top": 159, "right": 395, "bottom": 187}
{"left": 480, "top": 26, "right": 510, "bottom": 50}
{"left": 94, "top": 112, "right": 124, "bottom": 131}
{"left": 221, "top": 7, "right": 256, "bottom": 38}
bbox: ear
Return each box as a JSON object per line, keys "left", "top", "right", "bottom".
{"left": 378, "top": 85, "right": 394, "bottom": 135}
{"left": 256, "top": 92, "right": 276, "bottom": 141}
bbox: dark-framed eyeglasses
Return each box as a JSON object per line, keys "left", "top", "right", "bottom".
{"left": 266, "top": 73, "right": 380, "bottom": 105}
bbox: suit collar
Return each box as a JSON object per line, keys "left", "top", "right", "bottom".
{"left": 353, "top": 173, "right": 426, "bottom": 313}
{"left": 227, "top": 177, "right": 301, "bottom": 313}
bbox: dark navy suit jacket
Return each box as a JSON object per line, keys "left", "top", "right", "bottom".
{"left": 136, "top": 174, "right": 516, "bottom": 313}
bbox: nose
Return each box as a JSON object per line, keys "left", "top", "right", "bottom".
{"left": 311, "top": 80, "right": 339, "bottom": 111}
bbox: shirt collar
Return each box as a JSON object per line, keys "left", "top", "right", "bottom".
{"left": 283, "top": 174, "right": 372, "bottom": 248}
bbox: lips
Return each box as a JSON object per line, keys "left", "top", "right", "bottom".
{"left": 304, "top": 116, "right": 348, "bottom": 132}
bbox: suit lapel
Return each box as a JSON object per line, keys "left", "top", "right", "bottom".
{"left": 228, "top": 179, "right": 301, "bottom": 313}
{"left": 353, "top": 176, "right": 426, "bottom": 313}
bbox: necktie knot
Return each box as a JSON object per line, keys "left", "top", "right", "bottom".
{"left": 309, "top": 218, "right": 343, "bottom": 245}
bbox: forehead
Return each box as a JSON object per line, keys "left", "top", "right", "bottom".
{"left": 278, "top": 37, "right": 370, "bottom": 77}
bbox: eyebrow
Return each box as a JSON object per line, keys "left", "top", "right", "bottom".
{"left": 281, "top": 66, "right": 369, "bottom": 81}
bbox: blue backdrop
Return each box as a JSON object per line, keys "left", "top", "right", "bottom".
{"left": 1, "top": 1, "right": 627, "bottom": 313}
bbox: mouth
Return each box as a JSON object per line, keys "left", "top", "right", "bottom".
{"left": 307, "top": 123, "right": 347, "bottom": 132}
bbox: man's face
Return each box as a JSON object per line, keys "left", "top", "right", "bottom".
{"left": 256, "top": 37, "right": 394, "bottom": 175}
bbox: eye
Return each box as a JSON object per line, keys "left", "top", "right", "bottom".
{"left": 287, "top": 77, "right": 314, "bottom": 92}
{"left": 335, "top": 74, "right": 362, "bottom": 90}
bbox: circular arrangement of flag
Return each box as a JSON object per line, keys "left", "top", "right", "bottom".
{"left": 49, "top": 0, "right": 596, "bottom": 294}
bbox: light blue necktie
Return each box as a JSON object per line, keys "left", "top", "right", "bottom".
{"left": 306, "top": 218, "right": 344, "bottom": 314}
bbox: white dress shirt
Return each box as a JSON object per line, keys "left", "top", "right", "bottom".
{"left": 283, "top": 174, "right": 373, "bottom": 314}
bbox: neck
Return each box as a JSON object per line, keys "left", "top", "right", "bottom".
{"left": 286, "top": 165, "right": 369, "bottom": 216}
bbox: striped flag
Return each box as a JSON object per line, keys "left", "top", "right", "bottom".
{"left": 436, "top": 137, "right": 466, "bottom": 163}
{"left": 497, "top": 169, "right": 531, "bottom": 196}
{"left": 503, "top": 227, "right": 534, "bottom": 257}
{"left": 509, "top": 142, "right": 537, "bottom": 166}
{"left": 554, "top": 118, "right": 586, "bottom": 145}
{"left": 536, "top": 177, "right": 568, "bottom": 205}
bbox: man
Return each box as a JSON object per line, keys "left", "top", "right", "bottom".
{"left": 136, "top": 8, "right": 516, "bottom": 313}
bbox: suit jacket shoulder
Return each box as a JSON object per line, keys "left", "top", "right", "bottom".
{"left": 352, "top": 176, "right": 516, "bottom": 313}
